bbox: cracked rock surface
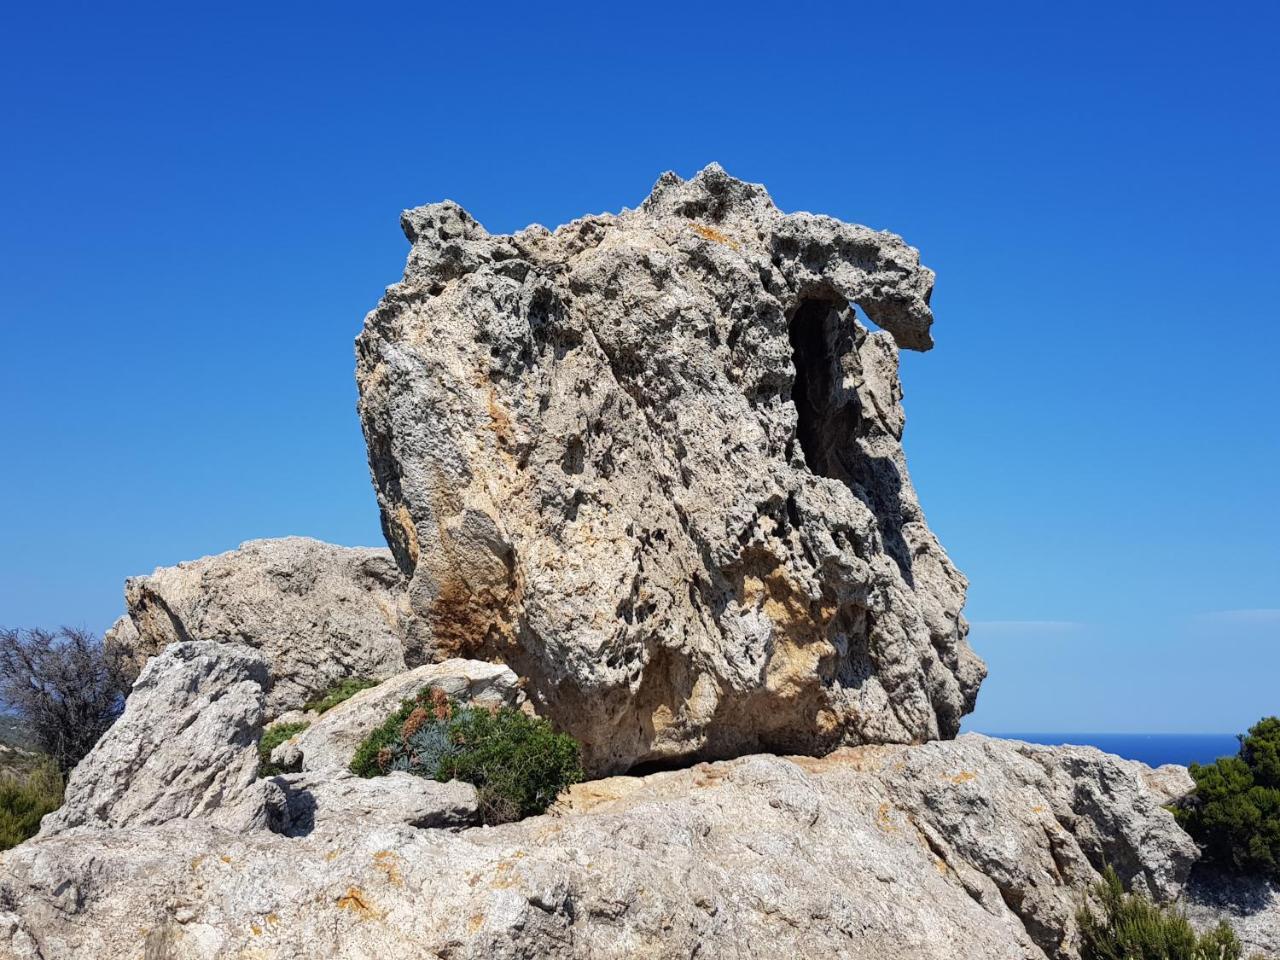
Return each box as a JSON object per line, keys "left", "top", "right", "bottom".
{"left": 1, "top": 735, "right": 1194, "bottom": 960}
{"left": 355, "top": 164, "right": 985, "bottom": 774}
{"left": 40, "top": 642, "right": 271, "bottom": 834}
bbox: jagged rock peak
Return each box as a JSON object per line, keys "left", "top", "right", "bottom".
{"left": 356, "top": 164, "right": 984, "bottom": 774}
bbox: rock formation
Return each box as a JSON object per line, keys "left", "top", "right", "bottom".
{"left": 106, "top": 537, "right": 410, "bottom": 713}
{"left": 1, "top": 735, "right": 1195, "bottom": 960}
{"left": 355, "top": 163, "right": 985, "bottom": 773}
{"left": 7, "top": 166, "right": 1259, "bottom": 959}
{"left": 40, "top": 642, "right": 271, "bottom": 834}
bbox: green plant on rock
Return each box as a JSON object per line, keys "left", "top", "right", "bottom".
{"left": 350, "top": 688, "right": 583, "bottom": 824}
{"left": 304, "top": 677, "right": 379, "bottom": 715}
{"left": 1077, "top": 866, "right": 1254, "bottom": 960}
{"left": 0, "top": 758, "right": 64, "bottom": 851}
{"left": 1176, "top": 716, "right": 1280, "bottom": 882}
{"left": 258, "top": 721, "right": 308, "bottom": 777}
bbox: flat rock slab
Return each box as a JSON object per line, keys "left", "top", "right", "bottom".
{"left": 269, "top": 770, "right": 478, "bottom": 836}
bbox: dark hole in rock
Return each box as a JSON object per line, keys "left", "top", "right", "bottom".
{"left": 788, "top": 298, "right": 844, "bottom": 477}
{"left": 786, "top": 297, "right": 917, "bottom": 585}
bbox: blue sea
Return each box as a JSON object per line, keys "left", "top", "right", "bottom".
{"left": 987, "top": 733, "right": 1240, "bottom": 768}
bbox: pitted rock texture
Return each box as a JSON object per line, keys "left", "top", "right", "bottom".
{"left": 108, "top": 537, "right": 410, "bottom": 714}
{"left": 355, "top": 163, "right": 985, "bottom": 773}
{"left": 40, "top": 642, "right": 270, "bottom": 834}
{"left": 1, "top": 736, "right": 1193, "bottom": 960}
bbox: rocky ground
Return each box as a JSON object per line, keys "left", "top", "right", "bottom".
{"left": 4, "top": 639, "right": 1270, "bottom": 960}
{"left": 0, "top": 641, "right": 1196, "bottom": 959}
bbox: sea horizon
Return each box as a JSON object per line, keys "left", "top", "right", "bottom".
{"left": 976, "top": 731, "right": 1240, "bottom": 768}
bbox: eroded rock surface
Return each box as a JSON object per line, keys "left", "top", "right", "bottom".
{"left": 40, "top": 642, "right": 269, "bottom": 834}
{"left": 355, "top": 163, "right": 985, "bottom": 773}
{"left": 107, "top": 537, "right": 410, "bottom": 713}
{"left": 3, "top": 735, "right": 1192, "bottom": 960}
{"left": 273, "top": 659, "right": 523, "bottom": 773}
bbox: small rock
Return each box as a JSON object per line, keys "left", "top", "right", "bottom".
{"left": 269, "top": 770, "right": 478, "bottom": 835}
{"left": 278, "top": 659, "right": 523, "bottom": 772}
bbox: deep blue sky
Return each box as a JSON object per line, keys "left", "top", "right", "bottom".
{"left": 2, "top": 2, "right": 1275, "bottom": 734}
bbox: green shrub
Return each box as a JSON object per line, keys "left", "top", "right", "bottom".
{"left": 350, "top": 688, "right": 583, "bottom": 824}
{"left": 304, "top": 677, "right": 379, "bottom": 715}
{"left": 258, "top": 721, "right": 308, "bottom": 777}
{"left": 1177, "top": 716, "right": 1280, "bottom": 881}
{"left": 0, "top": 759, "right": 63, "bottom": 851}
{"left": 1078, "top": 866, "right": 1253, "bottom": 960}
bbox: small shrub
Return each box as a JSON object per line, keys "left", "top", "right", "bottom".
{"left": 0, "top": 627, "right": 129, "bottom": 773}
{"left": 258, "top": 721, "right": 308, "bottom": 777}
{"left": 1077, "top": 866, "right": 1252, "bottom": 960}
{"left": 350, "top": 689, "right": 583, "bottom": 824}
{"left": 1177, "top": 716, "right": 1280, "bottom": 882}
{"left": 0, "top": 759, "right": 64, "bottom": 851}
{"left": 304, "top": 677, "right": 379, "bottom": 715}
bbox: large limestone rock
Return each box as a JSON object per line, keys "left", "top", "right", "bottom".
{"left": 107, "top": 537, "right": 410, "bottom": 713}
{"left": 271, "top": 659, "right": 524, "bottom": 772}
{"left": 40, "top": 642, "right": 270, "bottom": 834}
{"left": 355, "top": 163, "right": 985, "bottom": 773}
{"left": 1, "top": 736, "right": 1193, "bottom": 960}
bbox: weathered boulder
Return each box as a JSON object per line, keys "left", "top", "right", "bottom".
{"left": 107, "top": 537, "right": 410, "bottom": 713}
{"left": 0, "top": 736, "right": 1192, "bottom": 960}
{"left": 355, "top": 163, "right": 985, "bottom": 773}
{"left": 268, "top": 770, "right": 479, "bottom": 835}
{"left": 271, "top": 659, "right": 523, "bottom": 772}
{"left": 40, "top": 642, "right": 270, "bottom": 834}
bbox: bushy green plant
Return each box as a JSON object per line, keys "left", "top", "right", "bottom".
{"left": 1078, "top": 867, "right": 1252, "bottom": 960}
{"left": 304, "top": 677, "right": 379, "bottom": 715}
{"left": 258, "top": 721, "right": 308, "bottom": 777}
{"left": 350, "top": 688, "right": 583, "bottom": 824}
{"left": 1177, "top": 716, "right": 1280, "bottom": 881}
{"left": 0, "top": 758, "right": 64, "bottom": 851}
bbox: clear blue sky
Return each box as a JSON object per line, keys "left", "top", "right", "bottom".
{"left": 1, "top": 2, "right": 1275, "bottom": 734}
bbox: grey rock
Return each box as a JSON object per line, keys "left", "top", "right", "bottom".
{"left": 102, "top": 614, "right": 143, "bottom": 687}
{"left": 275, "top": 659, "right": 523, "bottom": 772}
{"left": 1183, "top": 864, "right": 1280, "bottom": 958}
{"left": 1009, "top": 740, "right": 1198, "bottom": 902}
{"left": 2, "top": 736, "right": 1192, "bottom": 959}
{"left": 268, "top": 770, "right": 479, "bottom": 836}
{"left": 40, "top": 642, "right": 269, "bottom": 834}
{"left": 355, "top": 163, "right": 985, "bottom": 774}
{"left": 110, "top": 537, "right": 411, "bottom": 713}
{"left": 1137, "top": 762, "right": 1197, "bottom": 806}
